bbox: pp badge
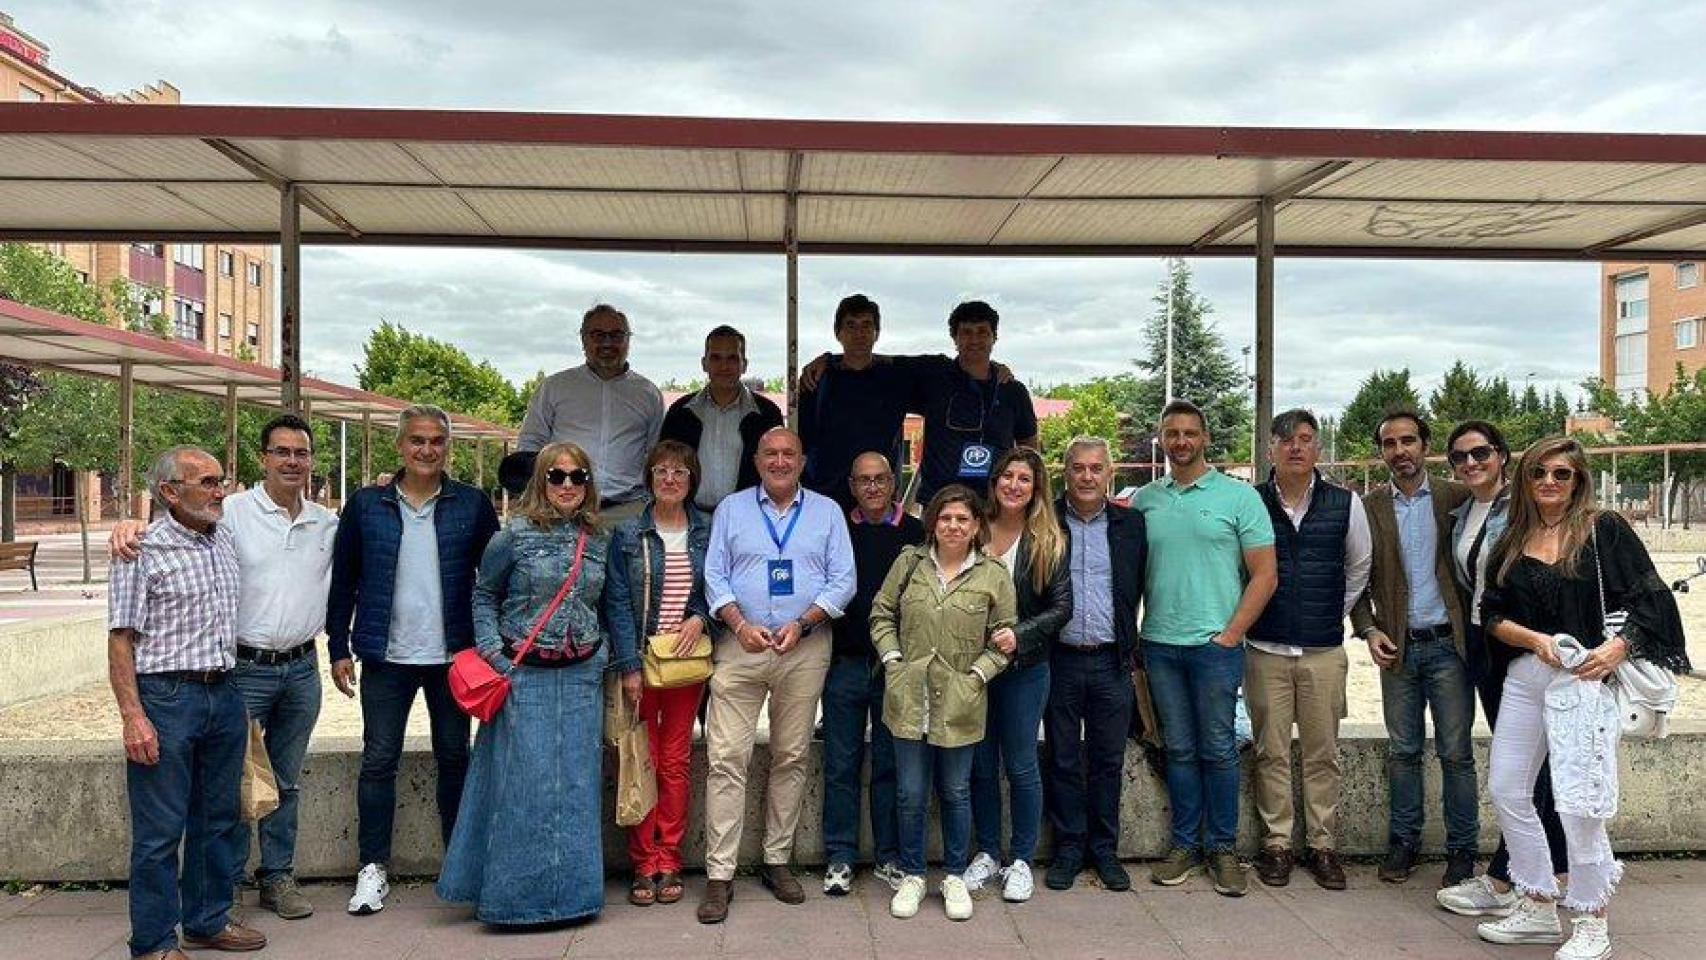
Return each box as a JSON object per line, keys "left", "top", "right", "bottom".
{"left": 767, "top": 559, "right": 795, "bottom": 597}
{"left": 958, "top": 442, "right": 994, "bottom": 479}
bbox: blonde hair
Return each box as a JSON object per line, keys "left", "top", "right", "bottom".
{"left": 516, "top": 441, "right": 601, "bottom": 531}
{"left": 988, "top": 446, "right": 1064, "bottom": 593}
{"left": 1491, "top": 435, "right": 1597, "bottom": 586}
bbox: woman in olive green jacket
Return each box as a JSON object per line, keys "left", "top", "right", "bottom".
{"left": 870, "top": 484, "right": 1016, "bottom": 923}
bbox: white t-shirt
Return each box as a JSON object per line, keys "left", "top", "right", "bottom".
{"left": 1455, "top": 498, "right": 1494, "bottom": 626}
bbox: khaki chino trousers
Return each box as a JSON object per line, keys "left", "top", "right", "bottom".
{"left": 1245, "top": 644, "right": 1349, "bottom": 852}
{"left": 702, "top": 625, "right": 833, "bottom": 881}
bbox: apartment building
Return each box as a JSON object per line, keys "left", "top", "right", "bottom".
{"left": 1601, "top": 260, "right": 1706, "bottom": 400}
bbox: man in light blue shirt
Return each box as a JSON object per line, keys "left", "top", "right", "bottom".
{"left": 698, "top": 427, "right": 856, "bottom": 923}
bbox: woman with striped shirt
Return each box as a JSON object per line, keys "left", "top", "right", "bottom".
{"left": 606, "top": 440, "right": 714, "bottom": 907}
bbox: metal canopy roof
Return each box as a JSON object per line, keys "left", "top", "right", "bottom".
{"left": 0, "top": 297, "right": 517, "bottom": 441}
{"left": 1, "top": 105, "right": 1705, "bottom": 260}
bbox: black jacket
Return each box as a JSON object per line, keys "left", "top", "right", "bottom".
{"left": 1008, "top": 529, "right": 1074, "bottom": 669}
{"left": 1054, "top": 496, "right": 1147, "bottom": 665}
{"left": 659, "top": 387, "right": 785, "bottom": 496}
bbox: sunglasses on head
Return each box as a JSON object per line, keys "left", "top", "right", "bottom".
{"left": 1527, "top": 466, "right": 1576, "bottom": 485}
{"left": 1447, "top": 444, "right": 1496, "bottom": 467}
{"left": 545, "top": 467, "right": 590, "bottom": 488}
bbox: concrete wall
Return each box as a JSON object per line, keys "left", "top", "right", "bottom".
{"left": 4, "top": 723, "right": 1706, "bottom": 882}
{"left": 0, "top": 613, "right": 107, "bottom": 708}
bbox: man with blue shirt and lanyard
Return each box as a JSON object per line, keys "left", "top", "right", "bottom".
{"left": 914, "top": 300, "right": 1039, "bottom": 504}
{"left": 697, "top": 427, "right": 857, "bottom": 924}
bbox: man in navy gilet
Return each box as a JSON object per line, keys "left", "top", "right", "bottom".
{"left": 1245, "top": 409, "right": 1370, "bottom": 891}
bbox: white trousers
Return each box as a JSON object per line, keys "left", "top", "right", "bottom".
{"left": 1487, "top": 654, "right": 1624, "bottom": 912}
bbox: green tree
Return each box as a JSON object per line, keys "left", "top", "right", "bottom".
{"left": 1037, "top": 390, "right": 1120, "bottom": 463}
{"left": 1340, "top": 368, "right": 1425, "bottom": 460}
{"left": 1585, "top": 366, "right": 1706, "bottom": 528}
{"left": 356, "top": 321, "right": 523, "bottom": 427}
{"left": 4, "top": 372, "right": 118, "bottom": 580}
{"left": 1131, "top": 260, "right": 1251, "bottom": 460}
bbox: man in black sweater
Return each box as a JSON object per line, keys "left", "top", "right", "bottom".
{"left": 660, "top": 325, "right": 784, "bottom": 511}
{"left": 820, "top": 451, "right": 924, "bottom": 896}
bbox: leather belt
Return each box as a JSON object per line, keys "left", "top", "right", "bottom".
{"left": 236, "top": 640, "right": 315, "bottom": 665}
{"left": 149, "top": 669, "right": 228, "bottom": 684}
{"left": 1055, "top": 642, "right": 1117, "bottom": 654}
{"left": 1407, "top": 623, "right": 1453, "bottom": 643}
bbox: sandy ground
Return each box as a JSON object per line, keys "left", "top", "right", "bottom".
{"left": 4, "top": 553, "right": 1702, "bottom": 744}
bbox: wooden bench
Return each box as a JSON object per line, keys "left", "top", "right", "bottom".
{"left": 0, "top": 540, "right": 40, "bottom": 590}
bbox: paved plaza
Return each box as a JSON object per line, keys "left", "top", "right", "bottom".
{"left": 4, "top": 859, "right": 1704, "bottom": 959}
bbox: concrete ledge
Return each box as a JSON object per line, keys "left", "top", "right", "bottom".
{"left": 0, "top": 613, "right": 107, "bottom": 708}
{"left": 5, "top": 724, "right": 1706, "bottom": 882}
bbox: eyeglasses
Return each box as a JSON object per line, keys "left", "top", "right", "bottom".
{"left": 545, "top": 467, "right": 590, "bottom": 487}
{"left": 1447, "top": 445, "right": 1496, "bottom": 467}
{"left": 265, "top": 446, "right": 313, "bottom": 461}
{"left": 581, "top": 329, "right": 630, "bottom": 343}
{"left": 1527, "top": 466, "right": 1576, "bottom": 485}
{"left": 851, "top": 475, "right": 892, "bottom": 488}
{"left": 170, "top": 475, "right": 230, "bottom": 491}
{"left": 650, "top": 466, "right": 691, "bottom": 481}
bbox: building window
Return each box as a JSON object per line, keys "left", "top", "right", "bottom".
{"left": 219, "top": 251, "right": 234, "bottom": 277}
{"left": 218, "top": 313, "right": 233, "bottom": 339}
{"left": 172, "top": 298, "right": 205, "bottom": 342}
{"left": 132, "top": 242, "right": 165, "bottom": 258}
{"left": 246, "top": 321, "right": 260, "bottom": 348}
{"left": 1614, "top": 333, "right": 1648, "bottom": 395}
{"left": 171, "top": 244, "right": 205, "bottom": 271}
{"left": 17, "top": 84, "right": 43, "bottom": 103}
{"left": 246, "top": 262, "right": 263, "bottom": 286}
{"left": 1678, "top": 317, "right": 1703, "bottom": 351}
{"left": 1614, "top": 273, "right": 1648, "bottom": 336}
{"left": 130, "top": 283, "right": 164, "bottom": 318}
{"left": 74, "top": 270, "right": 88, "bottom": 285}
{"left": 1679, "top": 263, "right": 1700, "bottom": 290}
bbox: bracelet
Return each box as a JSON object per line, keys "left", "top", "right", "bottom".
{"left": 795, "top": 617, "right": 813, "bottom": 634}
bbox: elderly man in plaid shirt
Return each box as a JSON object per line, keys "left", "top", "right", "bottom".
{"left": 108, "top": 445, "right": 265, "bottom": 959}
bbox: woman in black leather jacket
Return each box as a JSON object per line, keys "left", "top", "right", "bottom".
{"left": 964, "top": 446, "right": 1072, "bottom": 902}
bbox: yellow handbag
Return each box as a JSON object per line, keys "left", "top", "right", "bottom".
{"left": 638, "top": 535, "right": 713, "bottom": 689}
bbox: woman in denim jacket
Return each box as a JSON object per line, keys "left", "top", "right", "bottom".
{"left": 437, "top": 442, "right": 641, "bottom": 926}
{"left": 604, "top": 440, "right": 714, "bottom": 907}
{"left": 1475, "top": 437, "right": 1689, "bottom": 960}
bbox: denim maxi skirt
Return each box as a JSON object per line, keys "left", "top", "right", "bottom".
{"left": 436, "top": 645, "right": 608, "bottom": 924}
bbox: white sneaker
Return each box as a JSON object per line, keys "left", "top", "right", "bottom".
{"left": 347, "top": 862, "right": 388, "bottom": 916}
{"left": 1555, "top": 916, "right": 1611, "bottom": 960}
{"left": 1477, "top": 895, "right": 1563, "bottom": 944}
{"left": 873, "top": 861, "right": 907, "bottom": 892}
{"left": 1438, "top": 875, "right": 1519, "bottom": 917}
{"left": 890, "top": 875, "right": 927, "bottom": 919}
{"left": 1003, "top": 859, "right": 1034, "bottom": 903}
{"left": 962, "top": 851, "right": 1000, "bottom": 892}
{"left": 941, "top": 874, "right": 974, "bottom": 921}
{"left": 823, "top": 861, "right": 854, "bottom": 896}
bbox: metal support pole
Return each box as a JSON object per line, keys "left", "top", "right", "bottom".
{"left": 1252, "top": 198, "right": 1276, "bottom": 480}
{"left": 476, "top": 439, "right": 486, "bottom": 490}
{"left": 118, "top": 359, "right": 134, "bottom": 520}
{"left": 223, "top": 383, "right": 238, "bottom": 482}
{"left": 1163, "top": 258, "right": 1175, "bottom": 405}
{"left": 1663, "top": 448, "right": 1672, "bottom": 530}
{"left": 1611, "top": 452, "right": 1620, "bottom": 509}
{"left": 280, "top": 183, "right": 303, "bottom": 413}
{"left": 360, "top": 411, "right": 371, "bottom": 487}
{"left": 783, "top": 165, "right": 802, "bottom": 428}
{"left": 339, "top": 420, "right": 347, "bottom": 506}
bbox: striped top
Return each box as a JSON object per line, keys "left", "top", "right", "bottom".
{"left": 656, "top": 526, "right": 692, "bottom": 633}
{"left": 108, "top": 514, "right": 241, "bottom": 674}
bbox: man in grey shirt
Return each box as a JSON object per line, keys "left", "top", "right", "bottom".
{"left": 518, "top": 303, "right": 664, "bottom": 525}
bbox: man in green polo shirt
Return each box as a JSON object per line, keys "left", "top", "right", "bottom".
{"left": 1132, "top": 399, "right": 1277, "bottom": 897}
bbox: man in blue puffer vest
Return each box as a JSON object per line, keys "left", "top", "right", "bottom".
{"left": 1246, "top": 409, "right": 1371, "bottom": 892}
{"left": 327, "top": 404, "right": 500, "bottom": 917}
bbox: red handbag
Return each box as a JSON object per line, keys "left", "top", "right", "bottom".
{"left": 449, "top": 533, "right": 587, "bottom": 722}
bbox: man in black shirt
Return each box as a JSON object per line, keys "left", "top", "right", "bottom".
{"left": 913, "top": 301, "right": 1038, "bottom": 504}
{"left": 819, "top": 451, "right": 924, "bottom": 896}
{"left": 799, "top": 295, "right": 917, "bottom": 509}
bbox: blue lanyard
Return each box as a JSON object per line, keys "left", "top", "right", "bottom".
{"left": 759, "top": 488, "right": 804, "bottom": 555}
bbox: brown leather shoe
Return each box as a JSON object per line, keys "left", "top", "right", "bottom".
{"left": 182, "top": 921, "right": 267, "bottom": 952}
{"left": 760, "top": 864, "right": 806, "bottom": 904}
{"left": 697, "top": 879, "right": 733, "bottom": 924}
{"left": 1253, "top": 846, "right": 1293, "bottom": 887}
{"left": 1305, "top": 847, "right": 1347, "bottom": 890}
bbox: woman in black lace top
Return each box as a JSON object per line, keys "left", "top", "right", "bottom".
{"left": 1476, "top": 436, "right": 1689, "bottom": 960}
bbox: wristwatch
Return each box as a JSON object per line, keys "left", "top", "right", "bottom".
{"left": 1357, "top": 625, "right": 1380, "bottom": 640}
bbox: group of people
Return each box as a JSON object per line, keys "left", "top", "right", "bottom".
{"left": 105, "top": 294, "right": 1687, "bottom": 960}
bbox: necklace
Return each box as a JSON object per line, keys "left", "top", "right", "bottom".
{"left": 1540, "top": 515, "right": 1566, "bottom": 531}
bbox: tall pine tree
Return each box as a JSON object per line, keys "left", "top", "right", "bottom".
{"left": 1131, "top": 259, "right": 1251, "bottom": 460}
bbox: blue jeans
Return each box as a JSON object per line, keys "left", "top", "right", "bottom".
{"left": 1380, "top": 635, "right": 1479, "bottom": 854}
{"left": 971, "top": 660, "right": 1049, "bottom": 863}
{"left": 127, "top": 674, "right": 248, "bottom": 958}
{"left": 231, "top": 653, "right": 322, "bottom": 882}
{"left": 820, "top": 655, "right": 899, "bottom": 867}
{"left": 1143, "top": 640, "right": 1243, "bottom": 852}
{"left": 357, "top": 660, "right": 470, "bottom": 866}
{"left": 893, "top": 738, "right": 976, "bottom": 876}
{"left": 1043, "top": 646, "right": 1133, "bottom": 864}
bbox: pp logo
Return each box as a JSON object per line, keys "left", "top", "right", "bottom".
{"left": 772, "top": 566, "right": 792, "bottom": 584}
{"left": 961, "top": 446, "right": 992, "bottom": 470}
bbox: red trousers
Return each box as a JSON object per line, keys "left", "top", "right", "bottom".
{"left": 626, "top": 682, "right": 703, "bottom": 876}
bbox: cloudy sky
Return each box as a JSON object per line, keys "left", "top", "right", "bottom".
{"left": 23, "top": 0, "right": 1701, "bottom": 413}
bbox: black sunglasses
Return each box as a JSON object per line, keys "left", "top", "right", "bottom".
{"left": 545, "top": 467, "right": 590, "bottom": 488}
{"left": 1527, "top": 466, "right": 1576, "bottom": 485}
{"left": 1447, "top": 444, "right": 1497, "bottom": 467}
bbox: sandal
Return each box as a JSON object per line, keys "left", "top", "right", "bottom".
{"left": 656, "top": 872, "right": 684, "bottom": 904}
{"left": 628, "top": 874, "right": 656, "bottom": 907}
